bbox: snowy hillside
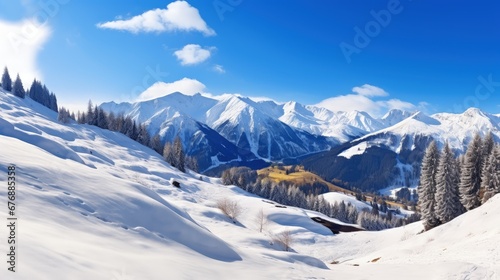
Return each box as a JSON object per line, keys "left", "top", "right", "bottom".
{"left": 0, "top": 91, "right": 331, "bottom": 279}
{"left": 1, "top": 91, "right": 499, "bottom": 279}
{"left": 321, "top": 192, "right": 371, "bottom": 212}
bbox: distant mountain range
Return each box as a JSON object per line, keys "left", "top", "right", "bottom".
{"left": 303, "top": 109, "right": 500, "bottom": 192}
{"left": 100, "top": 89, "right": 500, "bottom": 192}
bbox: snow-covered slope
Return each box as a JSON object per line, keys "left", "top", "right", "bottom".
{"left": 1, "top": 91, "right": 499, "bottom": 279}
{"left": 335, "top": 195, "right": 500, "bottom": 278}
{"left": 321, "top": 192, "right": 371, "bottom": 212}
{"left": 0, "top": 91, "right": 331, "bottom": 279}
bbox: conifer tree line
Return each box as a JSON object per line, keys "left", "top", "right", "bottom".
{"left": 1, "top": 66, "right": 58, "bottom": 112}
{"left": 74, "top": 100, "right": 197, "bottom": 173}
{"left": 222, "top": 167, "right": 420, "bottom": 231}
{"left": 2, "top": 66, "right": 196, "bottom": 172}
{"left": 418, "top": 133, "right": 500, "bottom": 231}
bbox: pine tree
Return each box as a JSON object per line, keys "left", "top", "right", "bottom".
{"left": 128, "top": 121, "right": 138, "bottom": 140}
{"left": 77, "top": 111, "right": 86, "bottom": 124}
{"left": 28, "top": 79, "right": 41, "bottom": 101}
{"left": 136, "top": 124, "right": 150, "bottom": 146}
{"left": 418, "top": 140, "right": 440, "bottom": 230}
{"left": 371, "top": 201, "right": 379, "bottom": 216}
{"left": 185, "top": 156, "right": 199, "bottom": 172}
{"left": 149, "top": 134, "right": 163, "bottom": 154}
{"left": 125, "top": 118, "right": 135, "bottom": 138}
{"left": 107, "top": 111, "right": 117, "bottom": 131}
{"left": 163, "top": 142, "right": 176, "bottom": 167}
{"left": 482, "top": 132, "right": 495, "bottom": 161}
{"left": 57, "top": 107, "right": 72, "bottom": 123}
{"left": 96, "top": 108, "right": 108, "bottom": 129}
{"left": 435, "top": 143, "right": 464, "bottom": 224}
{"left": 90, "top": 105, "right": 99, "bottom": 126}
{"left": 114, "top": 114, "right": 124, "bottom": 132}
{"left": 482, "top": 145, "right": 500, "bottom": 203}
{"left": 86, "top": 100, "right": 95, "bottom": 125}
{"left": 12, "top": 74, "right": 25, "bottom": 98}
{"left": 2, "top": 67, "right": 12, "bottom": 92}
{"left": 173, "top": 136, "right": 186, "bottom": 172}
{"left": 49, "top": 92, "right": 58, "bottom": 112}
{"left": 459, "top": 133, "right": 483, "bottom": 210}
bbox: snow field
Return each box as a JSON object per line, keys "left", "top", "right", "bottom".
{"left": 0, "top": 91, "right": 499, "bottom": 279}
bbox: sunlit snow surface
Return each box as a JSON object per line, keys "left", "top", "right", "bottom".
{"left": 0, "top": 91, "right": 498, "bottom": 279}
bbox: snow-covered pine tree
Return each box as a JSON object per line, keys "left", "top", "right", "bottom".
{"left": 149, "top": 134, "right": 163, "bottom": 155}
{"left": 28, "top": 79, "right": 40, "bottom": 101}
{"left": 106, "top": 111, "right": 117, "bottom": 131}
{"left": 2, "top": 67, "right": 12, "bottom": 92}
{"left": 418, "top": 140, "right": 441, "bottom": 230}
{"left": 123, "top": 117, "right": 135, "bottom": 138}
{"left": 435, "top": 142, "right": 464, "bottom": 223}
{"left": 136, "top": 124, "right": 150, "bottom": 146}
{"left": 96, "top": 108, "right": 108, "bottom": 129}
{"left": 12, "top": 74, "right": 25, "bottom": 98}
{"left": 86, "top": 100, "right": 94, "bottom": 125}
{"left": 174, "top": 136, "right": 186, "bottom": 172}
{"left": 49, "top": 92, "right": 58, "bottom": 112}
{"left": 459, "top": 133, "right": 483, "bottom": 210}
{"left": 347, "top": 205, "right": 358, "bottom": 224}
{"left": 482, "top": 132, "right": 495, "bottom": 159}
{"left": 57, "top": 107, "right": 72, "bottom": 123}
{"left": 114, "top": 114, "right": 124, "bottom": 133}
{"left": 129, "top": 121, "right": 139, "bottom": 141}
{"left": 482, "top": 145, "right": 500, "bottom": 203}
{"left": 163, "top": 142, "right": 176, "bottom": 168}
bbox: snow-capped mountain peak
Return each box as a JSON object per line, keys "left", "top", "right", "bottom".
{"left": 407, "top": 111, "right": 440, "bottom": 125}
{"left": 380, "top": 109, "right": 413, "bottom": 126}
{"left": 282, "top": 101, "right": 311, "bottom": 116}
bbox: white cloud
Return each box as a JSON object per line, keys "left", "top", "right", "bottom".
{"left": 136, "top": 78, "right": 208, "bottom": 101}
{"left": 96, "top": 1, "right": 215, "bottom": 36}
{"left": 0, "top": 18, "right": 50, "bottom": 84}
{"left": 213, "top": 64, "right": 225, "bottom": 73}
{"left": 174, "top": 44, "right": 212, "bottom": 65}
{"left": 352, "top": 84, "right": 388, "bottom": 97}
{"left": 316, "top": 84, "right": 423, "bottom": 118}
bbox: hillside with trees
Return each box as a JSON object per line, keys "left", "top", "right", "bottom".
{"left": 2, "top": 66, "right": 58, "bottom": 112}
{"left": 419, "top": 133, "right": 500, "bottom": 230}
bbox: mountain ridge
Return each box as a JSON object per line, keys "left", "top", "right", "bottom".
{"left": 100, "top": 89, "right": 499, "bottom": 191}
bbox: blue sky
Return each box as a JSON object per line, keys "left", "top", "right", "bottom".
{"left": 0, "top": 0, "right": 499, "bottom": 116}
